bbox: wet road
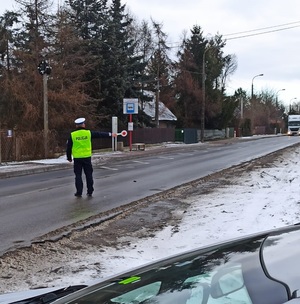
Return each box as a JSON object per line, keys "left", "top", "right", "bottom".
{"left": 0, "top": 135, "right": 299, "bottom": 255}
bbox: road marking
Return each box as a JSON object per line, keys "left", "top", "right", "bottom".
{"left": 132, "top": 160, "right": 150, "bottom": 164}
{"left": 177, "top": 152, "right": 195, "bottom": 156}
{"left": 99, "top": 166, "right": 119, "bottom": 171}
{"left": 158, "top": 156, "right": 174, "bottom": 159}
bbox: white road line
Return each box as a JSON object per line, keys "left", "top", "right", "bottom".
{"left": 176, "top": 153, "right": 195, "bottom": 156}
{"left": 99, "top": 166, "right": 119, "bottom": 171}
{"left": 132, "top": 160, "right": 150, "bottom": 164}
{"left": 158, "top": 156, "right": 174, "bottom": 159}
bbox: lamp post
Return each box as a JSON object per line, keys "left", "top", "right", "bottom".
{"left": 275, "top": 89, "right": 285, "bottom": 107}
{"left": 289, "top": 97, "right": 297, "bottom": 113}
{"left": 201, "top": 43, "right": 211, "bottom": 143}
{"left": 274, "top": 89, "right": 285, "bottom": 134}
{"left": 251, "top": 73, "right": 264, "bottom": 99}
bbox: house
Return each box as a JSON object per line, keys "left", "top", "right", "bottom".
{"left": 140, "top": 91, "right": 177, "bottom": 128}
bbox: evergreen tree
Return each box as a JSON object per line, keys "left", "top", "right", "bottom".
{"left": 49, "top": 5, "right": 98, "bottom": 130}
{"left": 124, "top": 18, "right": 156, "bottom": 127}
{"left": 174, "top": 25, "right": 237, "bottom": 129}
{"left": 67, "top": 0, "right": 142, "bottom": 128}
{"left": 97, "top": 0, "right": 135, "bottom": 126}
{"left": 175, "top": 26, "right": 207, "bottom": 128}
{"left": 0, "top": 11, "right": 20, "bottom": 72}
{"left": 0, "top": 0, "right": 240, "bottom": 140}
{"left": 0, "top": 10, "right": 21, "bottom": 126}
{"left": 0, "top": 0, "right": 54, "bottom": 131}
{"left": 67, "top": 0, "right": 108, "bottom": 40}
{"left": 144, "top": 19, "right": 174, "bottom": 127}
{"left": 67, "top": 0, "right": 109, "bottom": 125}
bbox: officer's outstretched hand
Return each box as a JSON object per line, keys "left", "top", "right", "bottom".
{"left": 112, "top": 133, "right": 117, "bottom": 137}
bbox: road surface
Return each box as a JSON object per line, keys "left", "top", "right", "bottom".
{"left": 0, "top": 135, "right": 299, "bottom": 255}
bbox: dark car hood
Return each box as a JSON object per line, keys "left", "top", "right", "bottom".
{"left": 0, "top": 285, "right": 86, "bottom": 304}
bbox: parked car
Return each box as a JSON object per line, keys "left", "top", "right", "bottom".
{"left": 2, "top": 224, "right": 300, "bottom": 304}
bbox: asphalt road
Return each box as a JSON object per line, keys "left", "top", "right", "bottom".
{"left": 1, "top": 135, "right": 300, "bottom": 255}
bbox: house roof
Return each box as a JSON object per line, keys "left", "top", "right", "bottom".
{"left": 141, "top": 91, "right": 177, "bottom": 121}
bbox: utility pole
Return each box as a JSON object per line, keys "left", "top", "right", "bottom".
{"left": 201, "top": 44, "right": 211, "bottom": 143}
{"left": 155, "top": 76, "right": 160, "bottom": 128}
{"left": 155, "top": 40, "right": 161, "bottom": 128}
{"left": 38, "top": 59, "right": 52, "bottom": 158}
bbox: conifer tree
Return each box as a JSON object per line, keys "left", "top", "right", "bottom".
{"left": 175, "top": 25, "right": 237, "bottom": 129}
{"left": 49, "top": 5, "right": 98, "bottom": 130}
{"left": 97, "top": 0, "right": 135, "bottom": 126}
{"left": 144, "top": 20, "right": 174, "bottom": 127}
{"left": 0, "top": 10, "right": 21, "bottom": 126}
{"left": 0, "top": 0, "right": 54, "bottom": 131}
{"left": 175, "top": 26, "right": 207, "bottom": 127}
{"left": 67, "top": 0, "right": 109, "bottom": 126}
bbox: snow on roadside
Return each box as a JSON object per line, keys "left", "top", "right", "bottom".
{"left": 2, "top": 144, "right": 300, "bottom": 292}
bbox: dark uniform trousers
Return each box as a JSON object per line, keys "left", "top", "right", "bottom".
{"left": 73, "top": 157, "right": 94, "bottom": 195}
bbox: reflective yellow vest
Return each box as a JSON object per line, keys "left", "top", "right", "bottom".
{"left": 71, "top": 129, "right": 92, "bottom": 158}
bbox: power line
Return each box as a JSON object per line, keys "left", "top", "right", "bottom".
{"left": 223, "top": 20, "right": 300, "bottom": 37}
{"left": 226, "top": 24, "right": 300, "bottom": 40}
{"left": 168, "top": 20, "right": 300, "bottom": 48}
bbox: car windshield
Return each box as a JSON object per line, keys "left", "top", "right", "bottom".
{"left": 288, "top": 121, "right": 300, "bottom": 126}
{"left": 108, "top": 266, "right": 251, "bottom": 304}
{"left": 59, "top": 264, "right": 253, "bottom": 304}
{"left": 53, "top": 235, "right": 289, "bottom": 304}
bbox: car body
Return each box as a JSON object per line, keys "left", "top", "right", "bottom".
{"left": 0, "top": 286, "right": 87, "bottom": 304}
{"left": 2, "top": 224, "right": 300, "bottom": 304}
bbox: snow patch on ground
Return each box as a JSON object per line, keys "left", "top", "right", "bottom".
{"left": 1, "top": 144, "right": 300, "bottom": 293}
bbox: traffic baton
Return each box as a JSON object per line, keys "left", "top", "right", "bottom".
{"left": 117, "top": 130, "right": 128, "bottom": 137}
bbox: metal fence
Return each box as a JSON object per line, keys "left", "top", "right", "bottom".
{"left": 0, "top": 129, "right": 47, "bottom": 162}
{"left": 0, "top": 130, "right": 14, "bottom": 162}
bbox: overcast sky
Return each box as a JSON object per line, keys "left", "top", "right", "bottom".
{"left": 1, "top": 0, "right": 300, "bottom": 107}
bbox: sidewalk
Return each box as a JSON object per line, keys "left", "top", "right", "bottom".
{"left": 0, "top": 157, "right": 70, "bottom": 179}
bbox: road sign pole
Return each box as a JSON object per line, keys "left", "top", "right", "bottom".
{"left": 129, "top": 114, "right": 132, "bottom": 151}
{"left": 123, "top": 99, "right": 138, "bottom": 152}
{"left": 112, "top": 116, "right": 118, "bottom": 152}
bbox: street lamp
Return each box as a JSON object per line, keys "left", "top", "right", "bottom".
{"left": 201, "top": 43, "right": 211, "bottom": 143}
{"left": 276, "top": 89, "right": 285, "bottom": 107}
{"left": 251, "top": 73, "right": 264, "bottom": 99}
{"left": 289, "top": 97, "right": 297, "bottom": 113}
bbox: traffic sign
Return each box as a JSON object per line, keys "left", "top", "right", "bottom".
{"left": 123, "top": 98, "right": 138, "bottom": 114}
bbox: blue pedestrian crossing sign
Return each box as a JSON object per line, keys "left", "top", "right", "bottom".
{"left": 123, "top": 98, "right": 138, "bottom": 114}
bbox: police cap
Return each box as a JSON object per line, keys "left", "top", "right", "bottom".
{"left": 74, "top": 117, "right": 85, "bottom": 125}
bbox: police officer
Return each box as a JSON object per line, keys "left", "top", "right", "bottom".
{"left": 66, "top": 118, "right": 117, "bottom": 197}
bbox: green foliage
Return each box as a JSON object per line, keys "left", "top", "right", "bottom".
{"left": 240, "top": 118, "right": 252, "bottom": 136}
{"left": 174, "top": 25, "right": 236, "bottom": 129}
{"left": 214, "top": 95, "right": 239, "bottom": 129}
